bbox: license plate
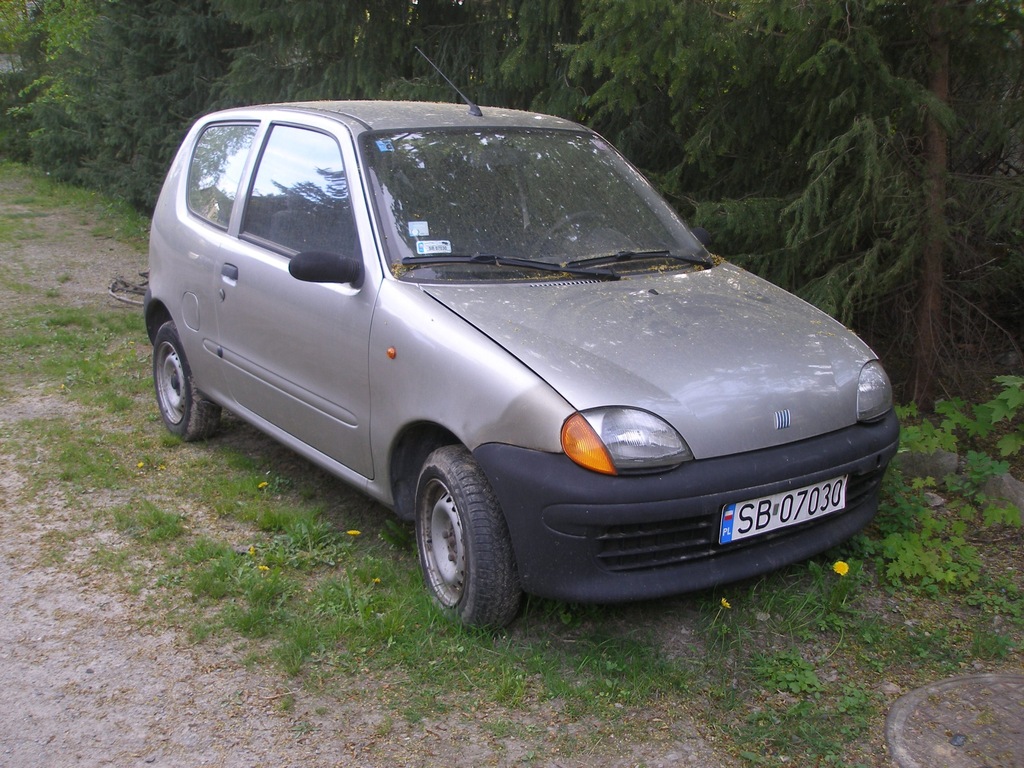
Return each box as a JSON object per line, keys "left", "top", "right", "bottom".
{"left": 719, "top": 476, "right": 847, "bottom": 544}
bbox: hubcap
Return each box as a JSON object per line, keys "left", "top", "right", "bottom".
{"left": 155, "top": 341, "right": 186, "bottom": 424}
{"left": 423, "top": 481, "right": 465, "bottom": 607}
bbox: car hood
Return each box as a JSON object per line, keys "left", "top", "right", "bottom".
{"left": 422, "top": 264, "right": 875, "bottom": 459}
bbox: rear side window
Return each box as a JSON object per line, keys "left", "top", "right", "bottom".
{"left": 241, "top": 125, "right": 357, "bottom": 255}
{"left": 187, "top": 123, "right": 258, "bottom": 228}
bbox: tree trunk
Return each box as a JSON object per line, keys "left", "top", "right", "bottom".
{"left": 911, "top": 1, "right": 950, "bottom": 408}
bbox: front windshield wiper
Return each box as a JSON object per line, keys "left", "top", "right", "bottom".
{"left": 568, "top": 249, "right": 714, "bottom": 269}
{"left": 401, "top": 253, "right": 621, "bottom": 281}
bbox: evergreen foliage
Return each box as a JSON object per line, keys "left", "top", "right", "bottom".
{"left": 5, "top": 0, "right": 244, "bottom": 209}
{"left": 208, "top": 0, "right": 584, "bottom": 115}
{"left": 0, "top": 2, "right": 34, "bottom": 161}
{"left": 570, "top": 0, "right": 1024, "bottom": 400}
{"left": 1, "top": 0, "right": 1021, "bottom": 400}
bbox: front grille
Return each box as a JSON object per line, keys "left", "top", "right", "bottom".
{"left": 596, "top": 516, "right": 717, "bottom": 571}
{"left": 595, "top": 469, "right": 883, "bottom": 573}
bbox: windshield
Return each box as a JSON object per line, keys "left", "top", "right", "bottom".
{"left": 362, "top": 129, "right": 707, "bottom": 281}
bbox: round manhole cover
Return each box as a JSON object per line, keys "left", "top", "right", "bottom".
{"left": 886, "top": 674, "right": 1024, "bottom": 768}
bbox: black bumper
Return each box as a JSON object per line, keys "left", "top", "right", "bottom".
{"left": 473, "top": 410, "right": 900, "bottom": 603}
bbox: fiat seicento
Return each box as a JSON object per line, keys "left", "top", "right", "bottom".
{"left": 145, "top": 101, "right": 899, "bottom": 627}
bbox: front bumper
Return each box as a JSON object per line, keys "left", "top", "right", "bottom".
{"left": 474, "top": 410, "right": 899, "bottom": 603}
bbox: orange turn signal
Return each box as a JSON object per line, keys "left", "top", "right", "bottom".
{"left": 561, "top": 413, "right": 617, "bottom": 475}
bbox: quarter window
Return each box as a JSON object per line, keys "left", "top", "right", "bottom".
{"left": 187, "top": 123, "right": 258, "bottom": 228}
{"left": 241, "top": 125, "right": 356, "bottom": 255}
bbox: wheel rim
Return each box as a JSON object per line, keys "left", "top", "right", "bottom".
{"left": 422, "top": 479, "right": 466, "bottom": 607}
{"left": 155, "top": 340, "right": 186, "bottom": 425}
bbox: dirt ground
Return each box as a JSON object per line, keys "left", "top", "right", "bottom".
{"left": 0, "top": 173, "right": 733, "bottom": 767}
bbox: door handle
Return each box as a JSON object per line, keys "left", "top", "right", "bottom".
{"left": 221, "top": 263, "right": 239, "bottom": 281}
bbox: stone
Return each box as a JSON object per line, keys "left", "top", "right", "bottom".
{"left": 893, "top": 450, "right": 959, "bottom": 480}
{"left": 982, "top": 472, "right": 1024, "bottom": 518}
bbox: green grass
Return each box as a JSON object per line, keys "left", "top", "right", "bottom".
{"left": 0, "top": 160, "right": 150, "bottom": 243}
{"left": 112, "top": 500, "right": 186, "bottom": 542}
{"left": 1, "top": 161, "right": 1021, "bottom": 767}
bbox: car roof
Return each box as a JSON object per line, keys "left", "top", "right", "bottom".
{"left": 248, "top": 100, "right": 585, "bottom": 133}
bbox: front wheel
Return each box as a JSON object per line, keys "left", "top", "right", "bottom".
{"left": 415, "top": 445, "right": 522, "bottom": 628}
{"left": 152, "top": 320, "right": 221, "bottom": 441}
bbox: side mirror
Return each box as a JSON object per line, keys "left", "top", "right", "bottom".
{"left": 691, "top": 227, "right": 713, "bottom": 249}
{"left": 289, "top": 250, "right": 363, "bottom": 287}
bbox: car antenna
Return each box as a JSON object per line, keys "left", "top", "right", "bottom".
{"left": 415, "top": 46, "right": 483, "bottom": 117}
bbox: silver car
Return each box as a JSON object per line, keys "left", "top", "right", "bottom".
{"left": 145, "top": 101, "right": 899, "bottom": 627}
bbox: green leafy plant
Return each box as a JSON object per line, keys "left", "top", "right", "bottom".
{"left": 876, "top": 378, "right": 1023, "bottom": 592}
{"left": 874, "top": 465, "right": 985, "bottom": 591}
{"left": 896, "top": 402, "right": 958, "bottom": 454}
{"left": 975, "top": 376, "right": 1024, "bottom": 457}
{"left": 752, "top": 650, "right": 822, "bottom": 695}
{"left": 897, "top": 377, "right": 1024, "bottom": 459}
{"left": 946, "top": 451, "right": 1020, "bottom": 527}
{"left": 928, "top": 377, "right": 1024, "bottom": 457}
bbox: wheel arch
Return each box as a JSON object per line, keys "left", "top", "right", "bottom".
{"left": 144, "top": 293, "right": 172, "bottom": 344}
{"left": 389, "top": 422, "right": 461, "bottom": 522}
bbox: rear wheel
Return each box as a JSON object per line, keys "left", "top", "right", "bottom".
{"left": 153, "top": 320, "right": 221, "bottom": 441}
{"left": 415, "top": 445, "right": 521, "bottom": 628}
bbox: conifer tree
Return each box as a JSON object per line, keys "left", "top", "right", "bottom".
{"left": 571, "top": 0, "right": 1024, "bottom": 403}
{"left": 15, "top": 0, "right": 245, "bottom": 209}
{"left": 209, "top": 0, "right": 585, "bottom": 116}
{"left": 4, "top": 0, "right": 1020, "bottom": 403}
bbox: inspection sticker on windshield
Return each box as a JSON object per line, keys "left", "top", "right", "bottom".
{"left": 416, "top": 240, "right": 452, "bottom": 255}
{"left": 408, "top": 221, "right": 430, "bottom": 237}
{"left": 719, "top": 475, "right": 847, "bottom": 544}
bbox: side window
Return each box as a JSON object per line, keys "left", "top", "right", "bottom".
{"left": 187, "top": 124, "right": 258, "bottom": 228}
{"left": 241, "top": 125, "right": 357, "bottom": 255}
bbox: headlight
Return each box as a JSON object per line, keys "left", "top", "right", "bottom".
{"left": 857, "top": 360, "right": 892, "bottom": 422}
{"left": 561, "top": 407, "right": 693, "bottom": 475}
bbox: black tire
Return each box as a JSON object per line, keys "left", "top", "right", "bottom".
{"left": 415, "top": 445, "right": 522, "bottom": 628}
{"left": 152, "top": 320, "right": 221, "bottom": 441}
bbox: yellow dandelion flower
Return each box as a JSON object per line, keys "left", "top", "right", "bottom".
{"left": 373, "top": 577, "right": 381, "bottom": 584}
{"left": 257, "top": 481, "right": 269, "bottom": 490}
{"left": 137, "top": 461, "right": 145, "bottom": 469}
{"left": 258, "top": 564, "right": 270, "bottom": 572}
{"left": 248, "top": 545, "right": 256, "bottom": 557}
{"left": 346, "top": 530, "right": 361, "bottom": 537}
{"left": 720, "top": 598, "right": 731, "bottom": 609}
{"left": 833, "top": 560, "right": 850, "bottom": 577}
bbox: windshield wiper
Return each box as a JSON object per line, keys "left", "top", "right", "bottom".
{"left": 401, "top": 253, "right": 620, "bottom": 281}
{"left": 568, "top": 249, "right": 714, "bottom": 269}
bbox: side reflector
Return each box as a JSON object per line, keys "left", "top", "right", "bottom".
{"left": 561, "top": 413, "right": 617, "bottom": 475}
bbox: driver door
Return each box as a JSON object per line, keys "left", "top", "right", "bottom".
{"left": 214, "top": 122, "right": 377, "bottom": 478}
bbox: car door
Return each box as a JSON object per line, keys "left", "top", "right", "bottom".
{"left": 214, "top": 121, "right": 378, "bottom": 478}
